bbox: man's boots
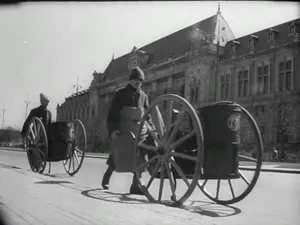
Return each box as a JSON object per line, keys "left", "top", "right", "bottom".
{"left": 102, "top": 165, "right": 114, "bottom": 190}
{"left": 129, "top": 173, "right": 144, "bottom": 195}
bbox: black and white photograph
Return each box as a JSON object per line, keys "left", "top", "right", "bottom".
{"left": 0, "top": 1, "right": 299, "bottom": 225}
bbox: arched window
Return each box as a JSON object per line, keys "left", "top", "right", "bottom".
{"left": 190, "top": 88, "right": 195, "bottom": 103}
{"left": 195, "top": 87, "right": 199, "bottom": 102}
{"left": 180, "top": 83, "right": 185, "bottom": 97}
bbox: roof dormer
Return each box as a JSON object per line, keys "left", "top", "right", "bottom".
{"left": 267, "top": 28, "right": 279, "bottom": 43}
{"left": 128, "top": 46, "right": 150, "bottom": 70}
{"left": 231, "top": 41, "right": 240, "bottom": 53}
{"left": 248, "top": 35, "right": 259, "bottom": 49}
{"left": 288, "top": 21, "right": 298, "bottom": 36}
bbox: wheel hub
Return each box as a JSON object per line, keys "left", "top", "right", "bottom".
{"left": 157, "top": 147, "right": 165, "bottom": 155}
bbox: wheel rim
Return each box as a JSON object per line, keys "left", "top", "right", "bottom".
{"left": 63, "top": 119, "right": 87, "bottom": 176}
{"left": 134, "top": 94, "right": 204, "bottom": 207}
{"left": 24, "top": 117, "right": 48, "bottom": 174}
{"left": 197, "top": 102, "right": 263, "bottom": 205}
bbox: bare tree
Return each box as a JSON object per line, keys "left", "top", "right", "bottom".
{"left": 268, "top": 93, "right": 298, "bottom": 158}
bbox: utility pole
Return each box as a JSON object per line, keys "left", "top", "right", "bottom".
{"left": 73, "top": 76, "right": 82, "bottom": 94}
{"left": 24, "top": 95, "right": 31, "bottom": 119}
{"left": 1, "top": 107, "right": 6, "bottom": 129}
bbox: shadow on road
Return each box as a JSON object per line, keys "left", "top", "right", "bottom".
{"left": 42, "top": 173, "right": 71, "bottom": 179}
{"left": 34, "top": 180, "right": 73, "bottom": 185}
{"left": 0, "top": 163, "right": 21, "bottom": 170}
{"left": 81, "top": 188, "right": 153, "bottom": 205}
{"left": 81, "top": 188, "right": 241, "bottom": 218}
{"left": 180, "top": 200, "right": 241, "bottom": 217}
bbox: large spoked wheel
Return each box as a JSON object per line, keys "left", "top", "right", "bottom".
{"left": 24, "top": 117, "right": 48, "bottom": 174}
{"left": 63, "top": 119, "right": 87, "bottom": 176}
{"left": 134, "top": 94, "right": 204, "bottom": 207}
{"left": 197, "top": 103, "right": 263, "bottom": 205}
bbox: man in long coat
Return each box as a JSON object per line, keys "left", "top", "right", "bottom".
{"left": 101, "top": 67, "right": 154, "bottom": 195}
{"left": 21, "top": 93, "right": 52, "bottom": 171}
{"left": 21, "top": 93, "right": 52, "bottom": 138}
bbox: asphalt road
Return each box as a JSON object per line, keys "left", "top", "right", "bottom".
{"left": 0, "top": 149, "right": 299, "bottom": 225}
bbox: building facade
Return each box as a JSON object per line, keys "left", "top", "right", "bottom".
{"left": 57, "top": 11, "right": 300, "bottom": 152}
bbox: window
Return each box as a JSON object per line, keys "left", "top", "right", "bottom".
{"left": 231, "top": 45, "right": 236, "bottom": 54}
{"left": 190, "top": 88, "right": 195, "bottom": 103}
{"left": 267, "top": 32, "right": 274, "bottom": 43}
{"left": 257, "top": 64, "right": 270, "bottom": 95}
{"left": 260, "top": 125, "right": 265, "bottom": 142}
{"left": 195, "top": 87, "right": 199, "bottom": 102}
{"left": 278, "top": 59, "right": 293, "bottom": 91}
{"left": 91, "top": 106, "right": 96, "bottom": 118}
{"left": 220, "top": 73, "right": 231, "bottom": 99}
{"left": 180, "top": 84, "right": 185, "bottom": 97}
{"left": 238, "top": 70, "right": 249, "bottom": 97}
{"left": 248, "top": 39, "right": 254, "bottom": 48}
{"left": 289, "top": 24, "right": 295, "bottom": 36}
{"left": 255, "top": 105, "right": 266, "bottom": 116}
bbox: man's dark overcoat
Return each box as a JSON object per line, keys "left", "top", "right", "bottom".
{"left": 21, "top": 105, "right": 52, "bottom": 138}
{"left": 106, "top": 84, "right": 152, "bottom": 168}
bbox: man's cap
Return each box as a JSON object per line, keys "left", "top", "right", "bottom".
{"left": 40, "top": 93, "right": 50, "bottom": 102}
{"left": 129, "top": 67, "right": 145, "bottom": 81}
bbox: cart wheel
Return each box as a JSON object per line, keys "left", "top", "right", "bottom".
{"left": 24, "top": 117, "right": 48, "bottom": 174}
{"left": 197, "top": 103, "right": 263, "bottom": 205}
{"left": 63, "top": 119, "right": 87, "bottom": 176}
{"left": 134, "top": 94, "right": 204, "bottom": 207}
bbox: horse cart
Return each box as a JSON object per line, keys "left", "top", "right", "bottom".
{"left": 113, "top": 94, "right": 263, "bottom": 207}
{"left": 23, "top": 118, "right": 87, "bottom": 176}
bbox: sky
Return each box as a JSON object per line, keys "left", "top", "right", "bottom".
{"left": 0, "top": 1, "right": 299, "bottom": 130}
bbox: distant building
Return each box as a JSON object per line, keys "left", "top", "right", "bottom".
{"left": 56, "top": 9, "right": 300, "bottom": 152}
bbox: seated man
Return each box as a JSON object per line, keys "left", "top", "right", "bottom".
{"left": 102, "top": 67, "right": 155, "bottom": 195}
{"left": 21, "top": 93, "right": 52, "bottom": 138}
{"left": 21, "top": 93, "right": 52, "bottom": 170}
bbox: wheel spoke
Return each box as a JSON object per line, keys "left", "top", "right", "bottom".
{"left": 74, "top": 151, "right": 80, "bottom": 165}
{"left": 166, "top": 110, "right": 185, "bottom": 145}
{"left": 146, "top": 158, "right": 161, "bottom": 190}
{"left": 216, "top": 180, "right": 221, "bottom": 199}
{"left": 170, "top": 159, "right": 190, "bottom": 188}
{"left": 239, "top": 170, "right": 250, "bottom": 185}
{"left": 32, "top": 121, "right": 37, "bottom": 137}
{"left": 169, "top": 152, "right": 198, "bottom": 161}
{"left": 137, "top": 143, "right": 158, "bottom": 152}
{"left": 72, "top": 154, "right": 75, "bottom": 172}
{"left": 29, "top": 127, "right": 36, "bottom": 141}
{"left": 165, "top": 101, "right": 174, "bottom": 134}
{"left": 228, "top": 179, "right": 235, "bottom": 198}
{"left": 144, "top": 121, "right": 160, "bottom": 145}
{"left": 68, "top": 154, "right": 72, "bottom": 172}
{"left": 164, "top": 161, "right": 177, "bottom": 202}
{"left": 158, "top": 160, "right": 165, "bottom": 202}
{"left": 170, "top": 130, "right": 196, "bottom": 150}
{"left": 140, "top": 155, "right": 159, "bottom": 170}
{"left": 63, "top": 158, "right": 69, "bottom": 166}
{"left": 198, "top": 179, "right": 208, "bottom": 188}
{"left": 239, "top": 154, "right": 257, "bottom": 162}
{"left": 75, "top": 147, "right": 83, "bottom": 155}
{"left": 34, "top": 148, "right": 45, "bottom": 158}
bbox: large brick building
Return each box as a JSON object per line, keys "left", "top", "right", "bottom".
{"left": 56, "top": 10, "right": 300, "bottom": 152}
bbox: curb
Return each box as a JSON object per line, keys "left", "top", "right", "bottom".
{"left": 0, "top": 147, "right": 109, "bottom": 159}
{"left": 1, "top": 147, "right": 300, "bottom": 174}
{"left": 239, "top": 166, "right": 300, "bottom": 174}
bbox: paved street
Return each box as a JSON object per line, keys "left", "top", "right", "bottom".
{"left": 0, "top": 148, "right": 300, "bottom": 225}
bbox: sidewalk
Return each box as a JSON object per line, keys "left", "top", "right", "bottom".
{"left": 1, "top": 147, "right": 300, "bottom": 174}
